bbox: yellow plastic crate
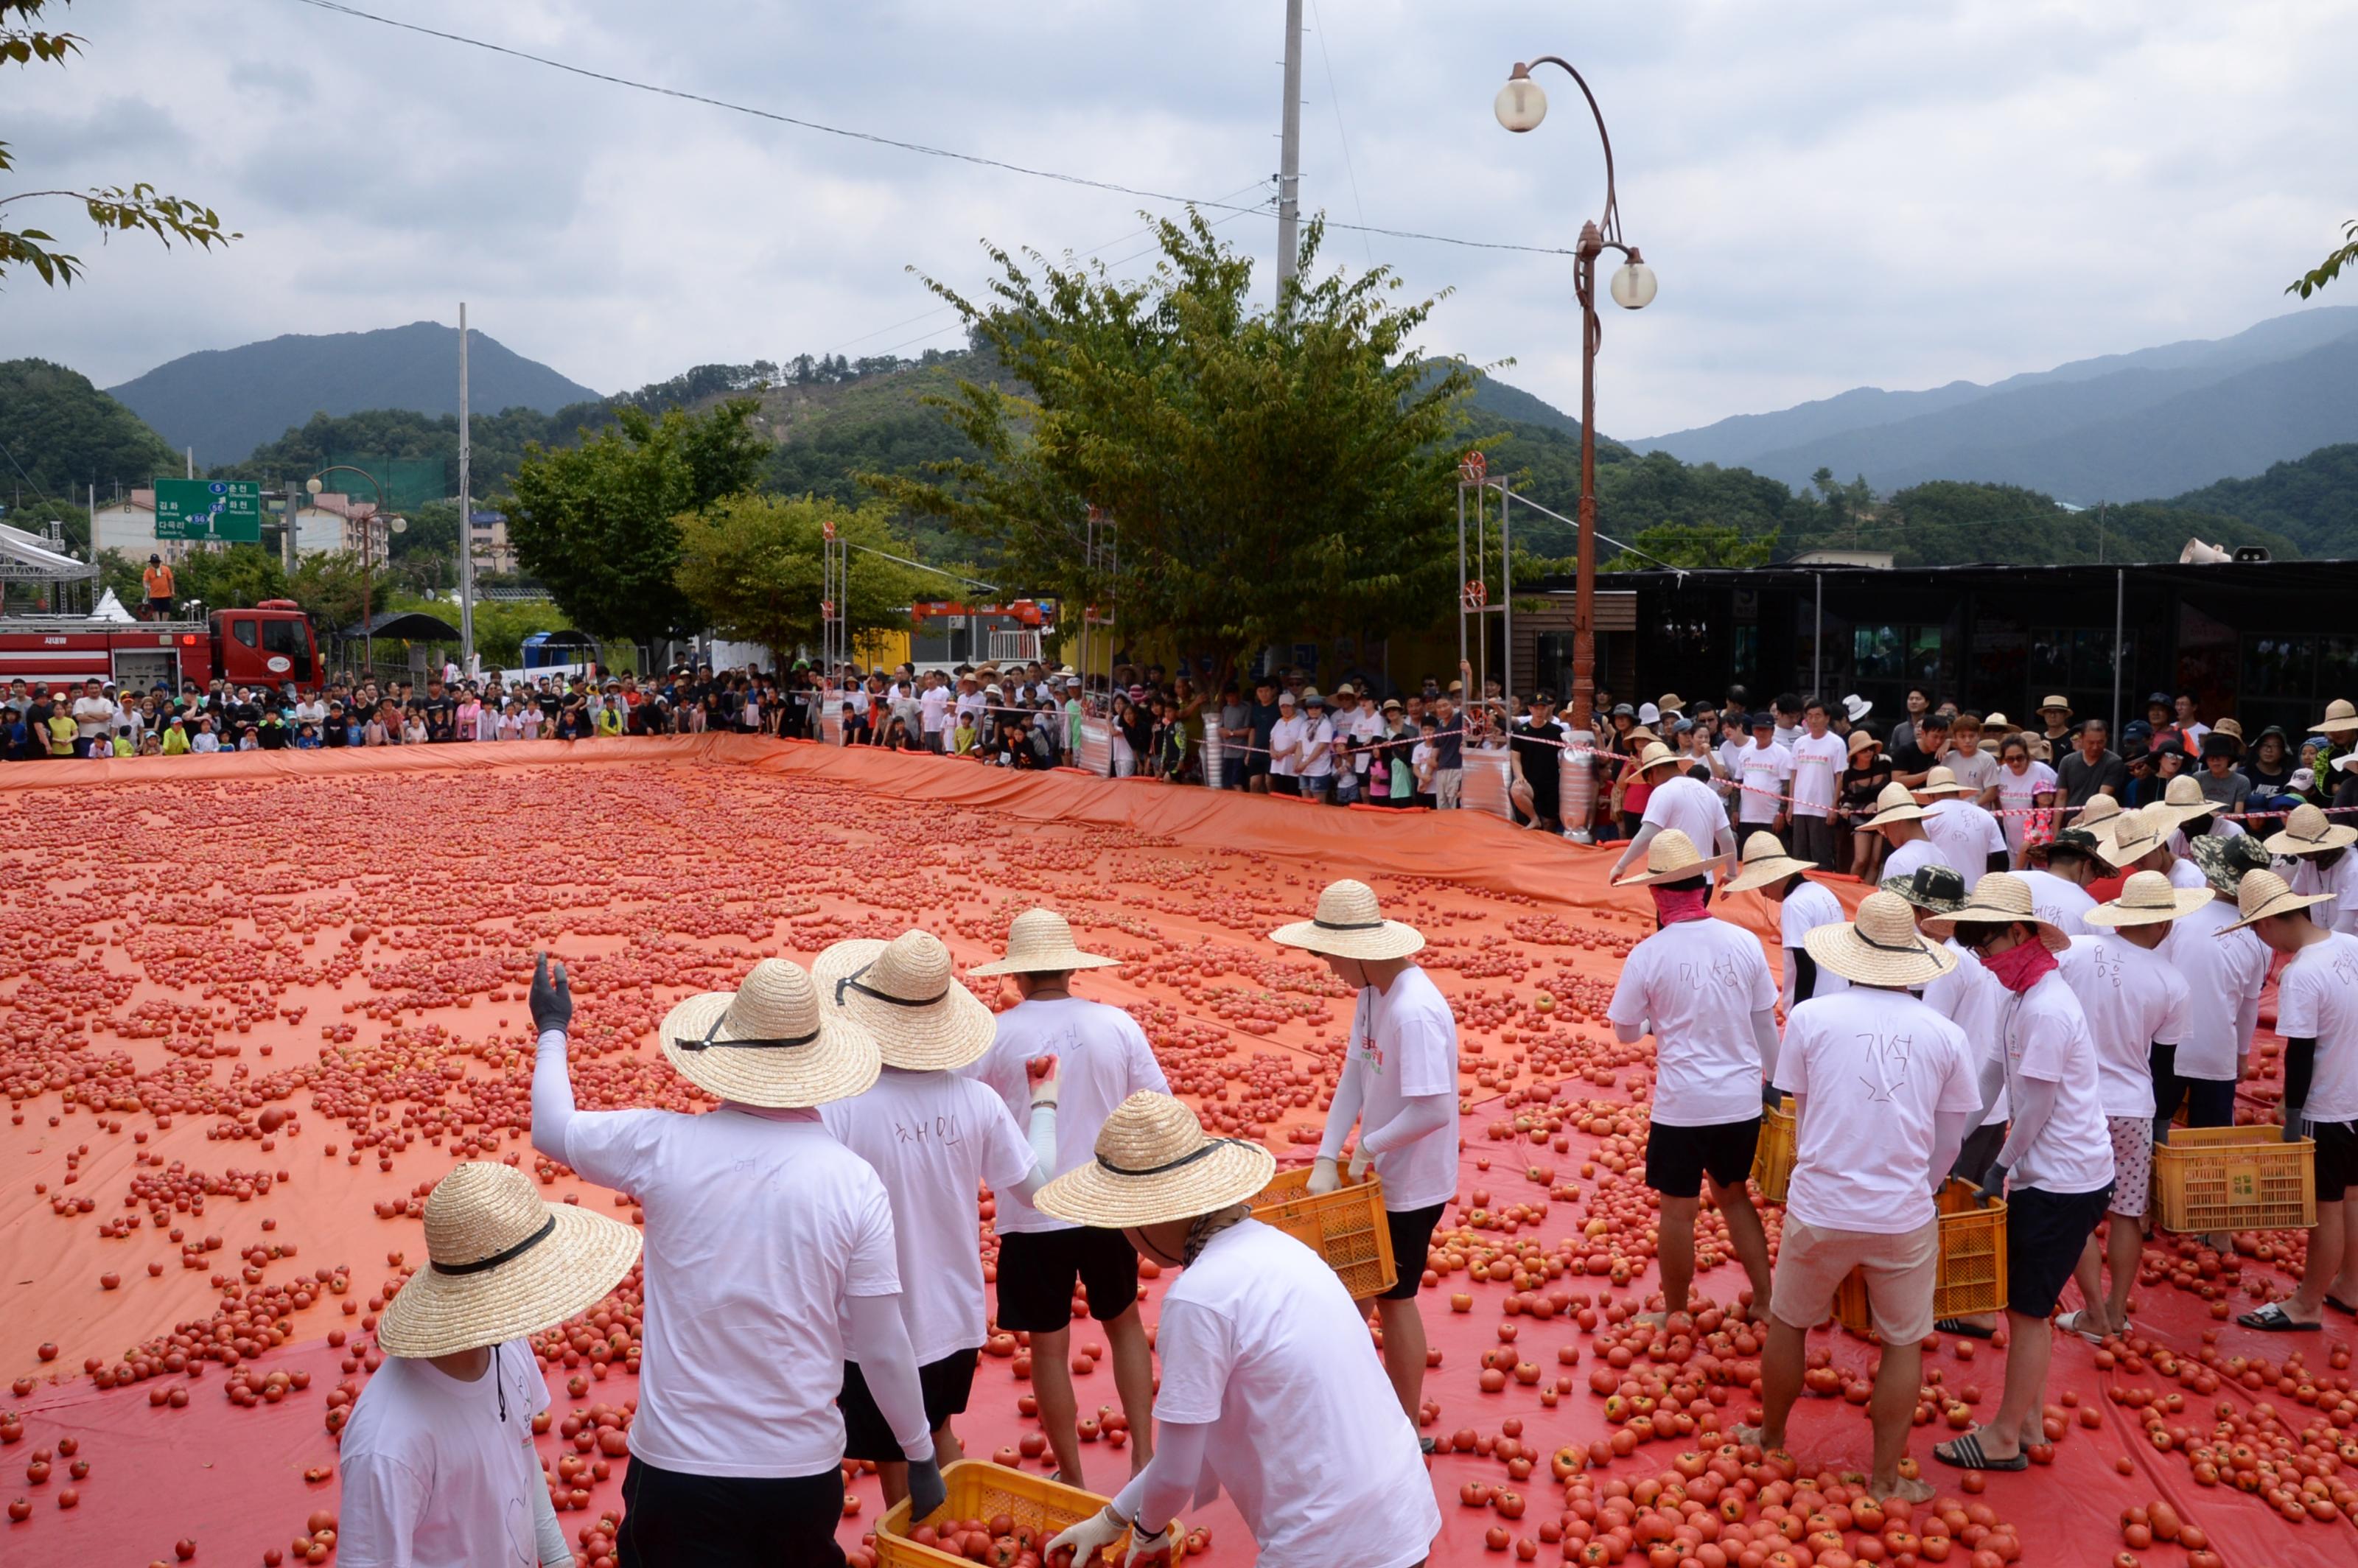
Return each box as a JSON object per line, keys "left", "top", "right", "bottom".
{"left": 1832, "top": 1179, "right": 2007, "bottom": 1335}
{"left": 1751, "top": 1096, "right": 1797, "bottom": 1203}
{"left": 1252, "top": 1167, "right": 1398, "bottom": 1301}
{"left": 874, "top": 1459, "right": 1184, "bottom": 1567}
{"left": 2151, "top": 1126, "right": 2315, "bottom": 1233}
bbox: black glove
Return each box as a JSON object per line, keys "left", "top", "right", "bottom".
{"left": 531, "top": 953, "right": 573, "bottom": 1035}
{"left": 2283, "top": 1110, "right": 2309, "bottom": 1145}
{"left": 905, "top": 1456, "right": 946, "bottom": 1522}
{"left": 1762, "top": 1082, "right": 1785, "bottom": 1110}
{"left": 1976, "top": 1161, "right": 2007, "bottom": 1202}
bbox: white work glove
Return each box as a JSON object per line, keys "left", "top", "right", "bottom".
{"left": 1348, "top": 1146, "right": 1374, "bottom": 1183}
{"left": 1048, "top": 1508, "right": 1128, "bottom": 1565}
{"left": 1306, "top": 1156, "right": 1342, "bottom": 1196}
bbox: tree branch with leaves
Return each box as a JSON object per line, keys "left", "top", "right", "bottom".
{"left": 2287, "top": 218, "right": 2358, "bottom": 300}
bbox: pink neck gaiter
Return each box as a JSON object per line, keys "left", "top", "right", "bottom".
{"left": 1651, "top": 886, "right": 1712, "bottom": 926}
{"left": 1981, "top": 937, "right": 2057, "bottom": 994}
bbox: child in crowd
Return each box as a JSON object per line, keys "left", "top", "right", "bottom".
{"left": 1412, "top": 718, "right": 1439, "bottom": 811}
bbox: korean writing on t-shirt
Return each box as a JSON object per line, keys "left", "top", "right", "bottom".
{"left": 1854, "top": 1029, "right": 1912, "bottom": 1102}
{"left": 892, "top": 1110, "right": 967, "bottom": 1150}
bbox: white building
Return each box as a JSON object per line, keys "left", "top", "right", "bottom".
{"left": 89, "top": 489, "right": 384, "bottom": 563}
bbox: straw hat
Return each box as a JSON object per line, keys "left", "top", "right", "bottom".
{"left": 2158, "top": 773, "right": 2221, "bottom": 828}
{"left": 658, "top": 958, "right": 880, "bottom": 1107}
{"left": 1658, "top": 693, "right": 1686, "bottom": 713}
{"left": 2037, "top": 695, "right": 2072, "bottom": 716}
{"left": 2221, "top": 868, "right": 2334, "bottom": 933}
{"left": 1864, "top": 781, "right": 1927, "bottom": 827}
{"left": 2263, "top": 802, "right": 2358, "bottom": 857}
{"left": 2211, "top": 718, "right": 2245, "bottom": 747}
{"left": 1269, "top": 878, "right": 1426, "bottom": 961}
{"left": 2317, "top": 698, "right": 2358, "bottom": 736}
{"left": 1722, "top": 830, "right": 1819, "bottom": 893}
{"left": 1881, "top": 863, "right": 1968, "bottom": 914}
{"left": 1612, "top": 828, "right": 1730, "bottom": 887}
{"left": 1633, "top": 741, "right": 1682, "bottom": 776}
{"left": 1914, "top": 766, "right": 1973, "bottom": 798}
{"left": 2085, "top": 869, "right": 2211, "bottom": 928}
{"left": 814, "top": 931, "right": 998, "bottom": 1072}
{"left": 1034, "top": 1091, "right": 1278, "bottom": 1229}
{"left": 2100, "top": 805, "right": 2175, "bottom": 869}
{"left": 1924, "top": 872, "right": 2071, "bottom": 951}
{"left": 2189, "top": 832, "right": 2273, "bottom": 895}
{"left": 376, "top": 1163, "right": 642, "bottom": 1359}
{"left": 969, "top": 907, "right": 1121, "bottom": 976}
{"left": 1846, "top": 729, "right": 1882, "bottom": 757}
{"left": 1804, "top": 891, "right": 1958, "bottom": 987}
{"left": 1983, "top": 712, "right": 2012, "bottom": 734}
{"left": 1623, "top": 727, "right": 1659, "bottom": 748}
{"left": 2069, "top": 793, "right": 2124, "bottom": 844}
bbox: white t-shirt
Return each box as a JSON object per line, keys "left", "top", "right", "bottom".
{"left": 1300, "top": 715, "right": 1337, "bottom": 779}
{"left": 2057, "top": 934, "right": 2188, "bottom": 1119}
{"left": 1641, "top": 775, "right": 1730, "bottom": 867}
{"left": 2015, "top": 869, "right": 2096, "bottom": 937}
{"left": 1942, "top": 747, "right": 2000, "bottom": 797}
{"left": 1268, "top": 714, "right": 1306, "bottom": 778}
{"left": 1773, "top": 723, "right": 1802, "bottom": 749}
{"left": 1607, "top": 917, "right": 1777, "bottom": 1126}
{"left": 919, "top": 686, "right": 951, "bottom": 736}
{"left": 1777, "top": 879, "right": 1851, "bottom": 1009}
{"left": 1775, "top": 989, "right": 1981, "bottom": 1233}
{"left": 1152, "top": 1222, "right": 1440, "bottom": 1568}
{"left": 956, "top": 690, "right": 985, "bottom": 727}
{"left": 1923, "top": 799, "right": 2007, "bottom": 876}
{"left": 1996, "top": 761, "right": 2059, "bottom": 854}
{"left": 1921, "top": 939, "right": 2008, "bottom": 1124}
{"left": 2276, "top": 931, "right": 2358, "bottom": 1121}
{"left": 72, "top": 695, "right": 117, "bottom": 735}
{"left": 2167, "top": 858, "right": 2207, "bottom": 892}
{"left": 1998, "top": 970, "right": 2115, "bottom": 1194}
{"left": 968, "top": 997, "right": 1169, "bottom": 1233}
{"left": 2284, "top": 853, "right": 2358, "bottom": 937}
{"left": 1788, "top": 731, "right": 1847, "bottom": 813}
{"left": 1714, "top": 737, "right": 1746, "bottom": 795}
{"left": 2161, "top": 897, "right": 2270, "bottom": 1081}
{"left": 1346, "top": 966, "right": 1459, "bottom": 1211}
{"left": 1881, "top": 836, "right": 1953, "bottom": 886}
{"left": 1410, "top": 740, "right": 1435, "bottom": 785}
{"left": 338, "top": 1341, "right": 551, "bottom": 1568}
{"left": 1735, "top": 741, "right": 1794, "bottom": 825}
{"left": 821, "top": 1070, "right": 1036, "bottom": 1364}
{"left": 556, "top": 1109, "right": 898, "bottom": 1476}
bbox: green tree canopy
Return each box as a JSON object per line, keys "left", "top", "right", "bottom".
{"left": 0, "top": 358, "right": 177, "bottom": 501}
{"left": 503, "top": 399, "right": 766, "bottom": 654}
{"left": 1600, "top": 522, "right": 1779, "bottom": 572}
{"left": 869, "top": 213, "right": 1477, "bottom": 674}
{"left": 674, "top": 494, "right": 932, "bottom": 667}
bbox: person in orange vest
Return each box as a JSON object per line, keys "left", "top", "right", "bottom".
{"left": 141, "top": 555, "right": 175, "bottom": 620}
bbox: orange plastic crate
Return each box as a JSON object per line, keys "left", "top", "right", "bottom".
{"left": 1831, "top": 1178, "right": 2007, "bottom": 1335}
{"left": 873, "top": 1459, "right": 1183, "bottom": 1567}
{"left": 1751, "top": 1096, "right": 1797, "bottom": 1204}
{"left": 1251, "top": 1167, "right": 1398, "bottom": 1300}
{"left": 2151, "top": 1125, "right": 2315, "bottom": 1233}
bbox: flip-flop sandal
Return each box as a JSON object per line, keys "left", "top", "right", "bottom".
{"left": 1933, "top": 1433, "right": 2028, "bottom": 1473}
{"left": 2327, "top": 1295, "right": 2357, "bottom": 1317}
{"left": 2237, "top": 1302, "right": 2322, "bottom": 1332}
{"left": 2053, "top": 1309, "right": 2107, "bottom": 1345}
{"left": 1418, "top": 1438, "right": 1438, "bottom": 1457}
{"left": 1934, "top": 1317, "right": 1995, "bottom": 1340}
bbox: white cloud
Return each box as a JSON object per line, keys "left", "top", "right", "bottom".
{"left": 5, "top": 0, "right": 2351, "bottom": 441}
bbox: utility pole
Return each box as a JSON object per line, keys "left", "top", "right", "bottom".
{"left": 1275, "top": 0, "right": 1304, "bottom": 309}
{"left": 458, "top": 301, "right": 475, "bottom": 673}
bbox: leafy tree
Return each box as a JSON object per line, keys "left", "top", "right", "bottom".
{"left": 2287, "top": 219, "right": 2358, "bottom": 299}
{"left": 1, "top": 493, "right": 86, "bottom": 552}
{"left": 2161, "top": 442, "right": 2358, "bottom": 557}
{"left": 1, "top": 2, "right": 238, "bottom": 287}
{"left": 503, "top": 399, "right": 766, "bottom": 656}
{"left": 1600, "top": 522, "right": 1778, "bottom": 571}
{"left": 674, "top": 494, "right": 931, "bottom": 667}
{"left": 870, "top": 213, "right": 1476, "bottom": 676}
{"left": 0, "top": 358, "right": 178, "bottom": 496}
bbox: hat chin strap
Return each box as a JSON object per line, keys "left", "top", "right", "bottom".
{"left": 836, "top": 960, "right": 950, "bottom": 1009}
{"left": 1096, "top": 1138, "right": 1248, "bottom": 1177}
{"left": 678, "top": 1014, "right": 819, "bottom": 1051}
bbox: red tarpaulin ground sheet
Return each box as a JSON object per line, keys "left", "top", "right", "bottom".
{"left": 0, "top": 738, "right": 2349, "bottom": 1567}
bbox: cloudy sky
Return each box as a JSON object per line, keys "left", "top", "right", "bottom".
{"left": 7, "top": 0, "right": 2352, "bottom": 438}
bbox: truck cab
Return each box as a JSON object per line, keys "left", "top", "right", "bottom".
{"left": 209, "top": 601, "right": 322, "bottom": 691}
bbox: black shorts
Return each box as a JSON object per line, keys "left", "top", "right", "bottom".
{"left": 837, "top": 1348, "right": 979, "bottom": 1460}
{"left": 618, "top": 1456, "right": 843, "bottom": 1568}
{"left": 993, "top": 1226, "right": 1140, "bottom": 1333}
{"left": 2312, "top": 1117, "right": 2358, "bottom": 1203}
{"left": 145, "top": 596, "right": 172, "bottom": 617}
{"left": 1645, "top": 1116, "right": 1763, "bottom": 1200}
{"left": 1378, "top": 1203, "right": 1446, "bottom": 1301}
{"left": 2006, "top": 1183, "right": 2115, "bottom": 1318}
{"left": 1270, "top": 774, "right": 1301, "bottom": 796}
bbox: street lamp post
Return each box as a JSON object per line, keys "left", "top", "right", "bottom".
{"left": 1495, "top": 58, "right": 1656, "bottom": 740}
{"left": 306, "top": 466, "right": 404, "bottom": 671}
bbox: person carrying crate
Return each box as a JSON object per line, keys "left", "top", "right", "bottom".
{"left": 1735, "top": 891, "right": 1982, "bottom": 1503}
{"left": 1040, "top": 1092, "right": 1442, "bottom": 1568}
{"left": 1277, "top": 880, "right": 1456, "bottom": 1445}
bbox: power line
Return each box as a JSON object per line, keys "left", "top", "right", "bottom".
{"left": 1305, "top": 0, "right": 1376, "bottom": 272}
{"left": 286, "top": 0, "right": 1574, "bottom": 257}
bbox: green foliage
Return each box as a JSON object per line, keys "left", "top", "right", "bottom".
{"left": 871, "top": 213, "right": 1476, "bottom": 673}
{"left": 2161, "top": 443, "right": 2358, "bottom": 558}
{"left": 1600, "top": 522, "right": 1778, "bottom": 572}
{"left": 232, "top": 405, "right": 620, "bottom": 503}
{"left": 0, "top": 358, "right": 178, "bottom": 498}
{"left": 2287, "top": 220, "right": 2358, "bottom": 299}
{"left": 1, "top": 493, "right": 87, "bottom": 553}
{"left": 160, "top": 542, "right": 366, "bottom": 634}
{"left": 93, "top": 546, "right": 141, "bottom": 603}
{"left": 674, "top": 494, "right": 930, "bottom": 665}
{"left": 1799, "top": 479, "right": 2301, "bottom": 567}
{"left": 503, "top": 399, "right": 766, "bottom": 652}
{"left": 1, "top": 2, "right": 237, "bottom": 288}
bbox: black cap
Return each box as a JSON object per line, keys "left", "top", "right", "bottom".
{"left": 1881, "top": 864, "right": 1967, "bottom": 912}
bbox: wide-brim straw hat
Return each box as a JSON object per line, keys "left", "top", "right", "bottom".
{"left": 1723, "top": 830, "right": 1818, "bottom": 893}
{"left": 1914, "top": 766, "right": 1973, "bottom": 797}
{"left": 1613, "top": 827, "right": 1730, "bottom": 887}
{"left": 1864, "top": 781, "right": 1928, "bottom": 827}
{"left": 1034, "top": 1092, "right": 1277, "bottom": 1229}
{"left": 2317, "top": 698, "right": 2358, "bottom": 736}
{"left": 1924, "top": 872, "right": 2071, "bottom": 951}
{"left": 2189, "top": 832, "right": 2273, "bottom": 895}
{"left": 2264, "top": 802, "right": 2358, "bottom": 857}
{"left": 1881, "top": 863, "right": 1969, "bottom": 914}
{"left": 1805, "top": 891, "right": 1958, "bottom": 987}
{"left": 969, "top": 907, "right": 1122, "bottom": 976}
{"left": 659, "top": 957, "right": 880, "bottom": 1107}
{"left": 2222, "top": 868, "right": 2334, "bottom": 933}
{"left": 1633, "top": 741, "right": 1682, "bottom": 777}
{"left": 2068, "top": 793, "right": 2125, "bottom": 845}
{"left": 2100, "top": 805, "right": 2175, "bottom": 869}
{"left": 1983, "top": 712, "right": 2012, "bottom": 733}
{"left": 2085, "top": 869, "right": 2212, "bottom": 928}
{"left": 814, "top": 931, "right": 998, "bottom": 1071}
{"left": 1847, "top": 729, "right": 1882, "bottom": 757}
{"left": 1270, "top": 878, "right": 1425, "bottom": 960}
{"left": 377, "top": 1163, "right": 642, "bottom": 1358}
{"left": 2158, "top": 773, "right": 2221, "bottom": 828}
{"left": 2037, "top": 695, "right": 2073, "bottom": 716}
